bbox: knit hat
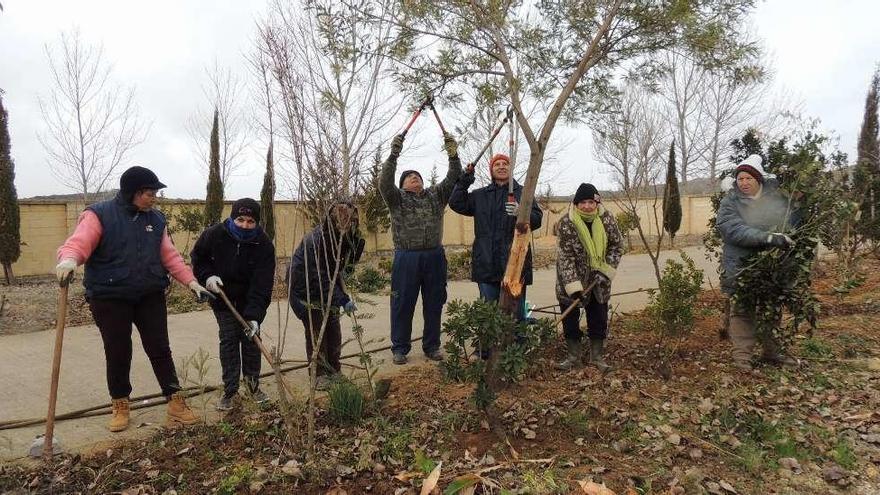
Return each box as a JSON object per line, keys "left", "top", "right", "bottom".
{"left": 119, "top": 166, "right": 166, "bottom": 193}
{"left": 230, "top": 198, "right": 261, "bottom": 224}
{"left": 399, "top": 170, "right": 422, "bottom": 188}
{"left": 488, "top": 153, "right": 510, "bottom": 178}
{"left": 734, "top": 154, "right": 765, "bottom": 184}
{"left": 573, "top": 183, "right": 600, "bottom": 204}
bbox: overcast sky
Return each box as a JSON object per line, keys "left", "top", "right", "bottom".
{"left": 1, "top": 0, "right": 879, "bottom": 200}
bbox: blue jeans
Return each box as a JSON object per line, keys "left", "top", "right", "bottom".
{"left": 477, "top": 283, "right": 528, "bottom": 322}
{"left": 390, "top": 247, "right": 447, "bottom": 355}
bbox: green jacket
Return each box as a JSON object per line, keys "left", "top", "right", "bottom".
{"left": 379, "top": 155, "right": 462, "bottom": 250}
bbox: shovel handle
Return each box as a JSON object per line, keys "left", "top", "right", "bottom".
{"left": 553, "top": 279, "right": 599, "bottom": 328}
{"left": 44, "top": 281, "right": 70, "bottom": 460}
{"left": 215, "top": 289, "right": 275, "bottom": 366}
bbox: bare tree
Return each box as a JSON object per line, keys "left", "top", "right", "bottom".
{"left": 186, "top": 63, "right": 251, "bottom": 188}
{"left": 660, "top": 51, "right": 709, "bottom": 186}
{"left": 258, "top": 0, "right": 400, "bottom": 200}
{"left": 38, "top": 30, "right": 147, "bottom": 202}
{"left": 594, "top": 84, "right": 668, "bottom": 283}
{"left": 253, "top": 0, "right": 401, "bottom": 457}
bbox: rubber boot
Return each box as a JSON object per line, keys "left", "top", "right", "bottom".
{"left": 166, "top": 392, "right": 200, "bottom": 426}
{"left": 108, "top": 398, "right": 130, "bottom": 432}
{"left": 555, "top": 339, "right": 582, "bottom": 370}
{"left": 761, "top": 340, "right": 798, "bottom": 367}
{"left": 590, "top": 339, "right": 612, "bottom": 373}
{"left": 728, "top": 313, "right": 756, "bottom": 371}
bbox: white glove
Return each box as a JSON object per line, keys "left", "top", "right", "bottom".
{"left": 55, "top": 258, "right": 77, "bottom": 284}
{"left": 343, "top": 300, "right": 357, "bottom": 315}
{"left": 767, "top": 233, "right": 793, "bottom": 248}
{"left": 247, "top": 320, "right": 260, "bottom": 338}
{"left": 188, "top": 281, "right": 215, "bottom": 303}
{"left": 504, "top": 201, "right": 519, "bottom": 217}
{"left": 206, "top": 275, "right": 224, "bottom": 293}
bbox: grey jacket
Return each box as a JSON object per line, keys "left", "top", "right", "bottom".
{"left": 379, "top": 155, "right": 462, "bottom": 250}
{"left": 716, "top": 179, "right": 797, "bottom": 295}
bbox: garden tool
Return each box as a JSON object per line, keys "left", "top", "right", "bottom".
{"left": 216, "top": 288, "right": 275, "bottom": 365}
{"left": 553, "top": 279, "right": 599, "bottom": 328}
{"left": 34, "top": 271, "right": 73, "bottom": 459}
{"left": 506, "top": 106, "right": 516, "bottom": 205}
{"left": 467, "top": 106, "right": 514, "bottom": 174}
{"left": 215, "top": 288, "right": 298, "bottom": 401}
{"left": 426, "top": 95, "right": 448, "bottom": 135}
{"left": 400, "top": 95, "right": 433, "bottom": 137}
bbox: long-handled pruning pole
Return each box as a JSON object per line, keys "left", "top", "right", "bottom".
{"left": 215, "top": 288, "right": 296, "bottom": 399}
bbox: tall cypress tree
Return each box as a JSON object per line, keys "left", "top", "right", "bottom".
{"left": 0, "top": 93, "right": 21, "bottom": 284}
{"left": 662, "top": 141, "right": 682, "bottom": 246}
{"left": 854, "top": 69, "right": 880, "bottom": 240}
{"left": 204, "top": 107, "right": 224, "bottom": 226}
{"left": 260, "top": 139, "right": 276, "bottom": 241}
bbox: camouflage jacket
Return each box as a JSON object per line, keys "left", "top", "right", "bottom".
{"left": 379, "top": 154, "right": 462, "bottom": 250}
{"left": 555, "top": 207, "right": 623, "bottom": 305}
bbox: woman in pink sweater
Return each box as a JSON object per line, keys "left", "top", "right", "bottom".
{"left": 55, "top": 166, "right": 212, "bottom": 432}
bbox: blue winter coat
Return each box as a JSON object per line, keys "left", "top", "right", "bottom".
{"left": 448, "top": 176, "right": 543, "bottom": 285}
{"left": 715, "top": 179, "right": 798, "bottom": 295}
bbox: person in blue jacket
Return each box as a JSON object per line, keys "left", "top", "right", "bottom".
{"left": 449, "top": 153, "right": 542, "bottom": 355}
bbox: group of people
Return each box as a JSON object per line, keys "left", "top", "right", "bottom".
{"left": 52, "top": 133, "right": 799, "bottom": 433}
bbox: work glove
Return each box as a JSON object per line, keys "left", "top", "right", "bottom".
{"left": 504, "top": 201, "right": 519, "bottom": 217}
{"left": 189, "top": 281, "right": 215, "bottom": 303}
{"left": 205, "top": 275, "right": 224, "bottom": 294}
{"left": 767, "top": 233, "right": 793, "bottom": 248}
{"left": 343, "top": 300, "right": 357, "bottom": 315}
{"left": 390, "top": 134, "right": 405, "bottom": 157}
{"left": 443, "top": 132, "right": 458, "bottom": 158}
{"left": 246, "top": 320, "right": 260, "bottom": 339}
{"left": 55, "top": 258, "right": 77, "bottom": 284}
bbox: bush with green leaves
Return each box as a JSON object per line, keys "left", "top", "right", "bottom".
{"left": 441, "top": 299, "right": 554, "bottom": 410}
{"left": 646, "top": 252, "right": 704, "bottom": 359}
{"left": 350, "top": 266, "right": 389, "bottom": 294}
{"left": 327, "top": 377, "right": 366, "bottom": 425}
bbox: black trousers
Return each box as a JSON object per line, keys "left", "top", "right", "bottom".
{"left": 214, "top": 309, "right": 262, "bottom": 396}
{"left": 291, "top": 297, "right": 342, "bottom": 376}
{"left": 89, "top": 291, "right": 181, "bottom": 399}
{"left": 559, "top": 297, "right": 608, "bottom": 341}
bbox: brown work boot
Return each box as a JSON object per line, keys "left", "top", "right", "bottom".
{"left": 166, "top": 392, "right": 200, "bottom": 426}
{"left": 108, "top": 398, "right": 130, "bottom": 432}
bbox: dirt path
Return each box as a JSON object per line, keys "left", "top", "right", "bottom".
{"left": 0, "top": 246, "right": 717, "bottom": 460}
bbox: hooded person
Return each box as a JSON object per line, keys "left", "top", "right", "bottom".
{"left": 190, "top": 198, "right": 276, "bottom": 410}
{"left": 378, "top": 131, "right": 463, "bottom": 365}
{"left": 287, "top": 202, "right": 365, "bottom": 390}
{"left": 55, "top": 165, "right": 212, "bottom": 432}
{"left": 716, "top": 154, "right": 800, "bottom": 371}
{"left": 554, "top": 183, "right": 623, "bottom": 372}
{"left": 449, "top": 153, "right": 543, "bottom": 356}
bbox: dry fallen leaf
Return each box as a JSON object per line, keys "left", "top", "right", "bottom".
{"left": 420, "top": 462, "right": 442, "bottom": 495}
{"left": 577, "top": 480, "right": 616, "bottom": 495}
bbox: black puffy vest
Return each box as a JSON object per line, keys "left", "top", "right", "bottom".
{"left": 83, "top": 196, "right": 169, "bottom": 300}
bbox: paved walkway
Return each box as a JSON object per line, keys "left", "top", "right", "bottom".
{"left": 0, "top": 246, "right": 717, "bottom": 460}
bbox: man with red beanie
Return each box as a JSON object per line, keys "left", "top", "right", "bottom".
{"left": 449, "top": 153, "right": 542, "bottom": 355}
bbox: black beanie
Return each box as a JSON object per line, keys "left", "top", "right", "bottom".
{"left": 230, "top": 198, "right": 261, "bottom": 224}
{"left": 119, "top": 166, "right": 166, "bottom": 194}
{"left": 573, "top": 183, "right": 600, "bottom": 204}
{"left": 399, "top": 170, "right": 422, "bottom": 188}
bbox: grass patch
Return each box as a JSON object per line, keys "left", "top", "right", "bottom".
{"left": 831, "top": 439, "right": 857, "bottom": 470}
{"left": 800, "top": 338, "right": 834, "bottom": 359}
{"left": 217, "top": 464, "right": 253, "bottom": 495}
{"left": 327, "top": 377, "right": 367, "bottom": 425}
{"left": 561, "top": 410, "right": 591, "bottom": 435}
